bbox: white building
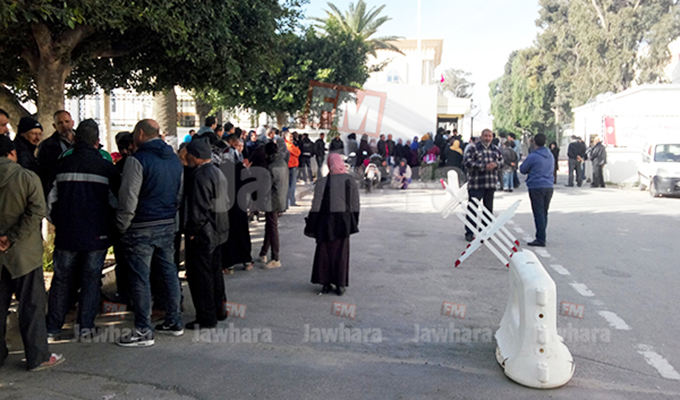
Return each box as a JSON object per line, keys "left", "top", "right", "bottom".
{"left": 572, "top": 84, "right": 680, "bottom": 183}
{"left": 364, "top": 38, "right": 472, "bottom": 141}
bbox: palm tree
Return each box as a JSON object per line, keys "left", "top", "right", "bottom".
{"left": 311, "top": 0, "right": 403, "bottom": 56}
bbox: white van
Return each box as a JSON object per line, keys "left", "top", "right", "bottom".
{"left": 638, "top": 143, "right": 680, "bottom": 197}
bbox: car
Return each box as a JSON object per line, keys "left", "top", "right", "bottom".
{"left": 638, "top": 143, "right": 680, "bottom": 197}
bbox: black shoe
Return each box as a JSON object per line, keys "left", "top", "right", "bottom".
{"left": 116, "top": 329, "right": 154, "bottom": 347}
{"left": 155, "top": 322, "right": 184, "bottom": 336}
{"left": 319, "top": 284, "right": 332, "bottom": 295}
{"left": 465, "top": 233, "right": 474, "bottom": 242}
{"left": 186, "top": 320, "right": 216, "bottom": 330}
{"left": 564, "top": 184, "right": 573, "bottom": 187}
{"left": 527, "top": 240, "right": 546, "bottom": 247}
{"left": 335, "top": 286, "right": 346, "bottom": 296}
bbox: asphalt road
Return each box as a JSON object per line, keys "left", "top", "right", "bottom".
{"left": 1, "top": 173, "right": 679, "bottom": 399}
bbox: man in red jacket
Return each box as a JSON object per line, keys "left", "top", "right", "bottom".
{"left": 284, "top": 129, "right": 301, "bottom": 208}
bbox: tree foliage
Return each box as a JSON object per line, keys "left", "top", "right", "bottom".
{"left": 0, "top": 0, "right": 305, "bottom": 129}
{"left": 310, "top": 0, "right": 402, "bottom": 56}
{"left": 489, "top": 0, "right": 680, "bottom": 139}
{"left": 206, "top": 27, "right": 370, "bottom": 119}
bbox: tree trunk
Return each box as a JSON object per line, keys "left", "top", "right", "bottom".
{"left": 21, "top": 23, "right": 94, "bottom": 139}
{"left": 154, "top": 87, "right": 178, "bottom": 149}
{"left": 195, "top": 97, "right": 212, "bottom": 128}
{"left": 34, "top": 61, "right": 70, "bottom": 135}
{"left": 103, "top": 92, "right": 113, "bottom": 153}
{"left": 275, "top": 111, "right": 287, "bottom": 130}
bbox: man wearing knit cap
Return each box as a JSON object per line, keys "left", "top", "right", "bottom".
{"left": 183, "top": 139, "right": 229, "bottom": 329}
{"left": 0, "top": 135, "right": 65, "bottom": 371}
{"left": 14, "top": 116, "right": 43, "bottom": 174}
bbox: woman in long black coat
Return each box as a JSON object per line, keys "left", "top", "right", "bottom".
{"left": 307, "top": 153, "right": 360, "bottom": 295}
{"left": 222, "top": 154, "right": 255, "bottom": 272}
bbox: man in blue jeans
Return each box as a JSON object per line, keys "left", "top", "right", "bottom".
{"left": 117, "top": 119, "right": 184, "bottom": 347}
{"left": 46, "top": 119, "right": 121, "bottom": 340}
{"left": 519, "top": 133, "right": 554, "bottom": 247}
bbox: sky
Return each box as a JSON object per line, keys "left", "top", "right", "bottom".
{"left": 302, "top": 0, "right": 542, "bottom": 128}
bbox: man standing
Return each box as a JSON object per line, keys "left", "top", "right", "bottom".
{"left": 183, "top": 140, "right": 229, "bottom": 329}
{"left": 508, "top": 133, "right": 521, "bottom": 188}
{"left": 329, "top": 134, "right": 345, "bottom": 154}
{"left": 284, "top": 130, "right": 301, "bottom": 207}
{"left": 37, "top": 110, "right": 75, "bottom": 197}
{"left": 377, "top": 134, "right": 387, "bottom": 159}
{"left": 299, "top": 133, "right": 314, "bottom": 183}
{"left": 314, "top": 132, "right": 326, "bottom": 179}
{"left": 519, "top": 133, "right": 554, "bottom": 247}
{"left": 462, "top": 129, "right": 503, "bottom": 242}
{"left": 589, "top": 136, "right": 607, "bottom": 188}
{"left": 566, "top": 136, "right": 586, "bottom": 187}
{"left": 0, "top": 109, "right": 9, "bottom": 136}
{"left": 385, "top": 134, "right": 396, "bottom": 166}
{"left": 46, "top": 119, "right": 121, "bottom": 338}
{"left": 116, "top": 119, "right": 184, "bottom": 346}
{"left": 14, "top": 117, "right": 43, "bottom": 174}
{"left": 258, "top": 142, "right": 288, "bottom": 269}
{"left": 193, "top": 116, "right": 218, "bottom": 144}
{"left": 0, "top": 135, "right": 64, "bottom": 371}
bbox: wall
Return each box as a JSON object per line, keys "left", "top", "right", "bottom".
{"left": 364, "top": 83, "right": 438, "bottom": 141}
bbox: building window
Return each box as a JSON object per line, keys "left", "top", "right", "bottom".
{"left": 387, "top": 70, "right": 400, "bottom": 83}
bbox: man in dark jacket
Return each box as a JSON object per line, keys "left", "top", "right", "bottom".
{"left": 46, "top": 119, "right": 121, "bottom": 338}
{"left": 519, "top": 133, "right": 554, "bottom": 247}
{"left": 589, "top": 136, "right": 607, "bottom": 188}
{"left": 377, "top": 134, "right": 387, "bottom": 159}
{"left": 258, "top": 142, "right": 289, "bottom": 269}
{"left": 14, "top": 117, "right": 43, "bottom": 174}
{"left": 566, "top": 136, "right": 586, "bottom": 187}
{"left": 329, "top": 135, "right": 345, "bottom": 154}
{"left": 385, "top": 134, "right": 396, "bottom": 166}
{"left": 299, "top": 133, "right": 314, "bottom": 183}
{"left": 314, "top": 133, "right": 326, "bottom": 179}
{"left": 37, "top": 110, "right": 75, "bottom": 197}
{"left": 112, "top": 131, "right": 134, "bottom": 304}
{"left": 183, "top": 139, "right": 229, "bottom": 329}
{"left": 0, "top": 135, "right": 64, "bottom": 371}
{"left": 116, "top": 119, "right": 184, "bottom": 346}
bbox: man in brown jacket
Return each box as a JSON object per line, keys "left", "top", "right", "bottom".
{"left": 0, "top": 135, "right": 64, "bottom": 371}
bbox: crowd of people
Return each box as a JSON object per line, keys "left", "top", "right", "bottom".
{"left": 0, "top": 108, "right": 362, "bottom": 371}
{"left": 0, "top": 104, "right": 609, "bottom": 372}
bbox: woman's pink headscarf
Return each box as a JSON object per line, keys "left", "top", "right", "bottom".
{"left": 327, "top": 153, "right": 347, "bottom": 175}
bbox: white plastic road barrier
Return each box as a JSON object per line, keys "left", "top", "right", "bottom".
{"left": 495, "top": 249, "right": 575, "bottom": 388}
